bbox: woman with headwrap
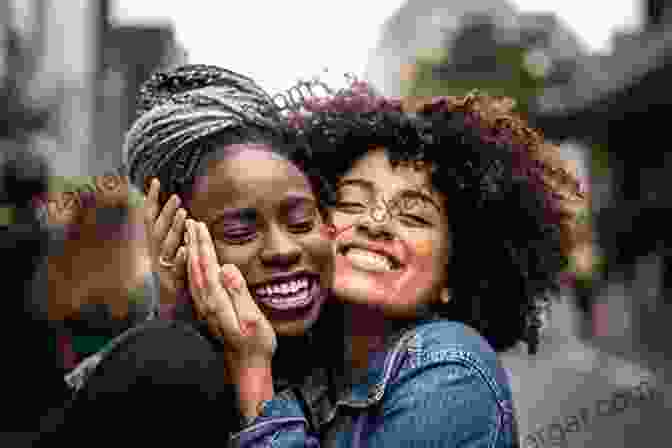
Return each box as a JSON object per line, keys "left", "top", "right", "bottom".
{"left": 40, "top": 65, "right": 340, "bottom": 445}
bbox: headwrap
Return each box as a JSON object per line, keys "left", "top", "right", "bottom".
{"left": 122, "top": 64, "right": 281, "bottom": 201}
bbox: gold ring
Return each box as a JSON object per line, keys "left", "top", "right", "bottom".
{"left": 158, "top": 255, "right": 176, "bottom": 268}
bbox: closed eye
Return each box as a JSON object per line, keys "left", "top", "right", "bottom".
{"left": 288, "top": 220, "right": 315, "bottom": 233}
{"left": 334, "top": 201, "right": 367, "bottom": 214}
{"left": 219, "top": 228, "right": 257, "bottom": 244}
{"left": 398, "top": 214, "right": 431, "bottom": 227}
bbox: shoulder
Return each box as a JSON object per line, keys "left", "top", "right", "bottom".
{"left": 393, "top": 319, "right": 513, "bottom": 403}
{"left": 405, "top": 320, "right": 499, "bottom": 369}
{"left": 372, "top": 321, "right": 516, "bottom": 447}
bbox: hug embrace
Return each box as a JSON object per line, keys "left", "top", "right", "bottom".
{"left": 48, "top": 65, "right": 583, "bottom": 447}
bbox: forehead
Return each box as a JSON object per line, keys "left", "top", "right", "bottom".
{"left": 343, "top": 148, "right": 435, "bottom": 195}
{"left": 192, "top": 145, "right": 313, "bottom": 206}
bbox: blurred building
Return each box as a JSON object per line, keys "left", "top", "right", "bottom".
{"left": 529, "top": 0, "right": 672, "bottom": 370}
{"left": 6, "top": 0, "right": 185, "bottom": 177}
{"left": 364, "top": 0, "right": 519, "bottom": 97}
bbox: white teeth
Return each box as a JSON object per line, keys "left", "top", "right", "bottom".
{"left": 345, "top": 248, "right": 392, "bottom": 272}
{"left": 254, "top": 277, "right": 312, "bottom": 298}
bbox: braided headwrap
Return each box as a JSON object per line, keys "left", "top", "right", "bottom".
{"left": 122, "top": 64, "right": 282, "bottom": 204}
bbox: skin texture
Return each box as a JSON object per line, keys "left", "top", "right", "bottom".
{"left": 186, "top": 144, "right": 333, "bottom": 337}
{"left": 329, "top": 148, "right": 452, "bottom": 319}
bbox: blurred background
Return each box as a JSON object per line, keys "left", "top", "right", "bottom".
{"left": 2, "top": 0, "right": 671, "bottom": 445}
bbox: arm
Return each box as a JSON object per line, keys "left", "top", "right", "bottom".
{"left": 230, "top": 360, "right": 502, "bottom": 448}
{"left": 231, "top": 362, "right": 275, "bottom": 422}
{"left": 230, "top": 391, "right": 320, "bottom": 448}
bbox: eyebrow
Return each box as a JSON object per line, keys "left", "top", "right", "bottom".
{"left": 336, "top": 177, "right": 441, "bottom": 213}
{"left": 212, "top": 208, "right": 257, "bottom": 224}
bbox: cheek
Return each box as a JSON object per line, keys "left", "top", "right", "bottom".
{"left": 213, "top": 242, "right": 258, "bottom": 273}
{"left": 328, "top": 212, "right": 357, "bottom": 232}
{"left": 302, "top": 231, "right": 333, "bottom": 269}
{"left": 411, "top": 239, "right": 434, "bottom": 258}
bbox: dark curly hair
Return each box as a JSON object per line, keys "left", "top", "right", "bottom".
{"left": 287, "top": 82, "right": 585, "bottom": 354}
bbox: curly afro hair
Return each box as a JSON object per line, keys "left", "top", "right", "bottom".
{"left": 287, "top": 82, "right": 585, "bottom": 354}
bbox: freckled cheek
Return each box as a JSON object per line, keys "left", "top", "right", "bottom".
{"left": 390, "top": 255, "right": 437, "bottom": 302}
{"left": 411, "top": 239, "right": 434, "bottom": 258}
{"left": 328, "top": 213, "right": 357, "bottom": 232}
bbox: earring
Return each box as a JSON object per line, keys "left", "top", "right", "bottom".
{"left": 440, "top": 289, "right": 451, "bottom": 304}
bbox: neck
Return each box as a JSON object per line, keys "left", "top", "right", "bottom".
{"left": 343, "top": 303, "right": 399, "bottom": 373}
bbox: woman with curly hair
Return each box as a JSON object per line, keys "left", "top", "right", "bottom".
{"left": 198, "top": 81, "right": 585, "bottom": 447}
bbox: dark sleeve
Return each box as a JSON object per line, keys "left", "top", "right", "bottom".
{"left": 42, "top": 320, "right": 239, "bottom": 445}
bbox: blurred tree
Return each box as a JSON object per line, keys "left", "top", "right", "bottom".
{"left": 0, "top": 26, "right": 49, "bottom": 140}
{"left": 403, "top": 17, "right": 546, "bottom": 117}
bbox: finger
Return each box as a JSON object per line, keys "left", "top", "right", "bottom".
{"left": 195, "top": 221, "right": 240, "bottom": 334}
{"left": 185, "top": 221, "right": 214, "bottom": 322}
{"left": 173, "top": 245, "right": 188, "bottom": 289}
{"left": 161, "top": 208, "right": 187, "bottom": 262}
{"left": 174, "top": 245, "right": 187, "bottom": 279}
{"left": 185, "top": 220, "right": 202, "bottom": 304}
{"left": 152, "top": 194, "right": 181, "bottom": 256}
{"left": 186, "top": 220, "right": 222, "bottom": 322}
{"left": 219, "top": 264, "right": 266, "bottom": 336}
{"left": 185, "top": 220, "right": 208, "bottom": 319}
{"left": 196, "top": 221, "right": 224, "bottom": 300}
{"left": 143, "top": 178, "right": 161, "bottom": 234}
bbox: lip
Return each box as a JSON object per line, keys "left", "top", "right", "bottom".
{"left": 337, "top": 241, "right": 405, "bottom": 269}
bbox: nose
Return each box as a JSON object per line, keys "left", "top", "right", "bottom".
{"left": 259, "top": 225, "right": 302, "bottom": 268}
{"left": 356, "top": 203, "right": 396, "bottom": 241}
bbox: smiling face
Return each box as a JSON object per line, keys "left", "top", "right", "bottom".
{"left": 188, "top": 144, "right": 332, "bottom": 336}
{"left": 329, "top": 147, "right": 452, "bottom": 319}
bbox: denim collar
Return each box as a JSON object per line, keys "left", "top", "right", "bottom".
{"left": 326, "top": 315, "right": 441, "bottom": 415}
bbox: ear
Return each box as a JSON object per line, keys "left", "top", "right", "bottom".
{"left": 439, "top": 287, "right": 452, "bottom": 305}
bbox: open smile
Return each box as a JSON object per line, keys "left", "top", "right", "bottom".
{"left": 251, "top": 272, "right": 321, "bottom": 311}
{"left": 337, "top": 243, "right": 403, "bottom": 272}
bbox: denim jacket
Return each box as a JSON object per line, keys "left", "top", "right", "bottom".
{"left": 231, "top": 319, "right": 520, "bottom": 448}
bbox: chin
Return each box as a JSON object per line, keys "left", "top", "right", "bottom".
{"left": 273, "top": 320, "right": 314, "bottom": 337}
{"left": 265, "top": 292, "right": 327, "bottom": 337}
